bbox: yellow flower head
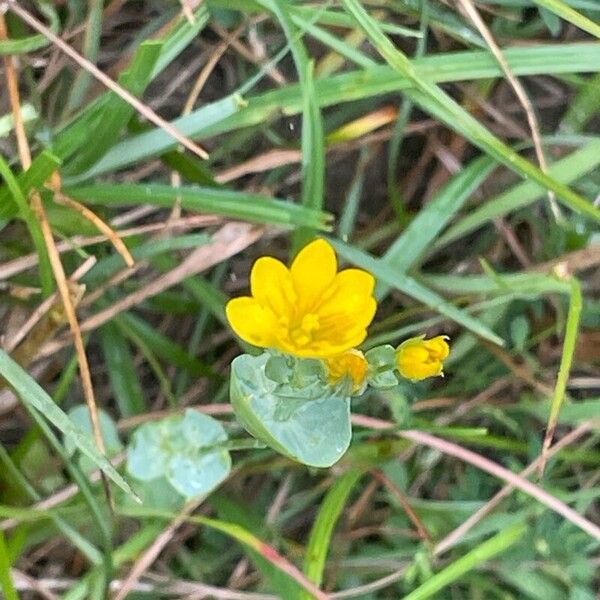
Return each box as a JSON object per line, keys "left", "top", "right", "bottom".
{"left": 225, "top": 239, "right": 376, "bottom": 358}
{"left": 325, "top": 349, "right": 368, "bottom": 392}
{"left": 396, "top": 335, "right": 450, "bottom": 381}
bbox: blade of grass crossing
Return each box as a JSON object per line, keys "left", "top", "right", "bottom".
{"left": 530, "top": 0, "right": 600, "bottom": 37}
{"left": 66, "top": 0, "right": 104, "bottom": 111}
{"left": 99, "top": 322, "right": 146, "bottom": 417}
{"left": 0, "top": 349, "right": 137, "bottom": 499}
{"left": 295, "top": 58, "right": 325, "bottom": 250}
{"left": 258, "top": 0, "right": 325, "bottom": 250}
{"left": 340, "top": 0, "right": 600, "bottom": 224}
{"left": 560, "top": 73, "right": 600, "bottom": 132}
{"left": 64, "top": 41, "right": 163, "bottom": 174}
{"left": 67, "top": 43, "right": 600, "bottom": 179}
{"left": 435, "top": 138, "right": 600, "bottom": 249}
{"left": 376, "top": 154, "right": 496, "bottom": 299}
{"left": 300, "top": 469, "right": 363, "bottom": 600}
{"left": 402, "top": 523, "right": 526, "bottom": 600}
{"left": 539, "top": 278, "right": 583, "bottom": 476}
{"left": 120, "top": 507, "right": 330, "bottom": 600}
{"left": 63, "top": 183, "right": 331, "bottom": 230}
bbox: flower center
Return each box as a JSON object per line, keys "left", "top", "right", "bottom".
{"left": 290, "top": 313, "right": 320, "bottom": 347}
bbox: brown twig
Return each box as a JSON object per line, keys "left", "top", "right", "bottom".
{"left": 370, "top": 470, "right": 432, "bottom": 543}
{"left": 0, "top": 9, "right": 111, "bottom": 506}
{"left": 454, "top": 0, "right": 561, "bottom": 220}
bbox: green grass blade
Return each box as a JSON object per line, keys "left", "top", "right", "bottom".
{"left": 0, "top": 150, "right": 61, "bottom": 221}
{"left": 340, "top": 0, "right": 600, "bottom": 223}
{"left": 295, "top": 58, "right": 325, "bottom": 249}
{"left": 63, "top": 183, "right": 332, "bottom": 229}
{"left": 0, "top": 349, "right": 137, "bottom": 499}
{"left": 541, "top": 278, "right": 583, "bottom": 469}
{"left": 0, "top": 155, "right": 53, "bottom": 296}
{"left": 65, "top": 43, "right": 600, "bottom": 179}
{"left": 377, "top": 154, "right": 496, "bottom": 299}
{"left": 561, "top": 72, "right": 600, "bottom": 132}
{"left": 0, "top": 530, "right": 19, "bottom": 600}
{"left": 530, "top": 0, "right": 600, "bottom": 37}
{"left": 403, "top": 523, "right": 526, "bottom": 600}
{"left": 64, "top": 40, "right": 163, "bottom": 174}
{"left": 115, "top": 313, "right": 217, "bottom": 380}
{"left": 300, "top": 470, "right": 363, "bottom": 599}
{"left": 435, "top": 138, "right": 600, "bottom": 249}
{"left": 99, "top": 322, "right": 146, "bottom": 417}
{"left": 0, "top": 3, "right": 60, "bottom": 55}
{"left": 329, "top": 239, "right": 504, "bottom": 345}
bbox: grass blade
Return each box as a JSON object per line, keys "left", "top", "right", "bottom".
{"left": 402, "top": 523, "right": 526, "bottom": 600}
{"left": 0, "top": 349, "right": 137, "bottom": 499}
{"left": 340, "top": 0, "right": 600, "bottom": 223}
{"left": 531, "top": 0, "right": 600, "bottom": 38}
{"left": 300, "top": 470, "right": 363, "bottom": 599}
{"left": 64, "top": 183, "right": 332, "bottom": 230}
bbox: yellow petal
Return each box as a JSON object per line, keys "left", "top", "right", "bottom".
{"left": 225, "top": 297, "right": 277, "bottom": 348}
{"left": 250, "top": 256, "right": 296, "bottom": 318}
{"left": 397, "top": 358, "right": 442, "bottom": 381}
{"left": 290, "top": 239, "right": 337, "bottom": 312}
{"left": 423, "top": 336, "right": 450, "bottom": 360}
{"left": 318, "top": 269, "right": 376, "bottom": 329}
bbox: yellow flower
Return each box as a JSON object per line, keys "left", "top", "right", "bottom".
{"left": 396, "top": 335, "right": 450, "bottom": 381}
{"left": 225, "top": 239, "right": 376, "bottom": 358}
{"left": 325, "top": 349, "right": 368, "bottom": 392}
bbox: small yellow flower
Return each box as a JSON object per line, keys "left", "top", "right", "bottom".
{"left": 325, "top": 349, "right": 368, "bottom": 392}
{"left": 396, "top": 335, "right": 450, "bottom": 381}
{"left": 226, "top": 239, "right": 376, "bottom": 358}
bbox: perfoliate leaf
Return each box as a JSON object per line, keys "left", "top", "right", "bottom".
{"left": 230, "top": 353, "right": 351, "bottom": 468}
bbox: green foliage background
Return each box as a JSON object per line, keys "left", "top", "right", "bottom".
{"left": 1, "top": 0, "right": 599, "bottom": 598}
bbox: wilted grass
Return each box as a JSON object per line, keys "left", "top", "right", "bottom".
{"left": 1, "top": 0, "right": 600, "bottom": 598}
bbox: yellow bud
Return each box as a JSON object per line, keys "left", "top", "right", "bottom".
{"left": 396, "top": 335, "right": 450, "bottom": 381}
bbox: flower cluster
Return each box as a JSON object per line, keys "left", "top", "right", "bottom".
{"left": 226, "top": 239, "right": 449, "bottom": 392}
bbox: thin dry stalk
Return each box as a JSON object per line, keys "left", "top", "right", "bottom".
{"left": 113, "top": 500, "right": 204, "bottom": 600}
{"left": 371, "top": 470, "right": 432, "bottom": 543}
{"left": 52, "top": 191, "right": 135, "bottom": 267}
{"left": 454, "top": 0, "right": 561, "bottom": 219}
{"left": 0, "top": 10, "right": 111, "bottom": 501}
{"left": 351, "top": 414, "right": 600, "bottom": 543}
{"left": 434, "top": 421, "right": 595, "bottom": 555}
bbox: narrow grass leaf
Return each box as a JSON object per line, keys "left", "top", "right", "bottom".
{"left": 0, "top": 349, "right": 137, "bottom": 499}
{"left": 377, "top": 154, "right": 496, "bottom": 298}
{"left": 530, "top": 0, "right": 600, "bottom": 37}
{"left": 301, "top": 469, "right": 363, "bottom": 599}
{"left": 115, "top": 313, "right": 217, "bottom": 380}
{"left": 64, "top": 183, "right": 332, "bottom": 229}
{"left": 0, "top": 150, "right": 61, "bottom": 221}
{"left": 65, "top": 43, "right": 600, "bottom": 177}
{"left": 0, "top": 530, "right": 19, "bottom": 600}
{"left": 0, "top": 155, "right": 53, "bottom": 296}
{"left": 436, "top": 138, "right": 600, "bottom": 249}
{"left": 0, "top": 2, "right": 60, "bottom": 54}
{"left": 99, "top": 322, "right": 146, "bottom": 417}
{"left": 402, "top": 523, "right": 526, "bottom": 600}
{"left": 540, "top": 278, "right": 583, "bottom": 473}
{"left": 64, "top": 41, "right": 163, "bottom": 174}
{"left": 340, "top": 0, "right": 600, "bottom": 223}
